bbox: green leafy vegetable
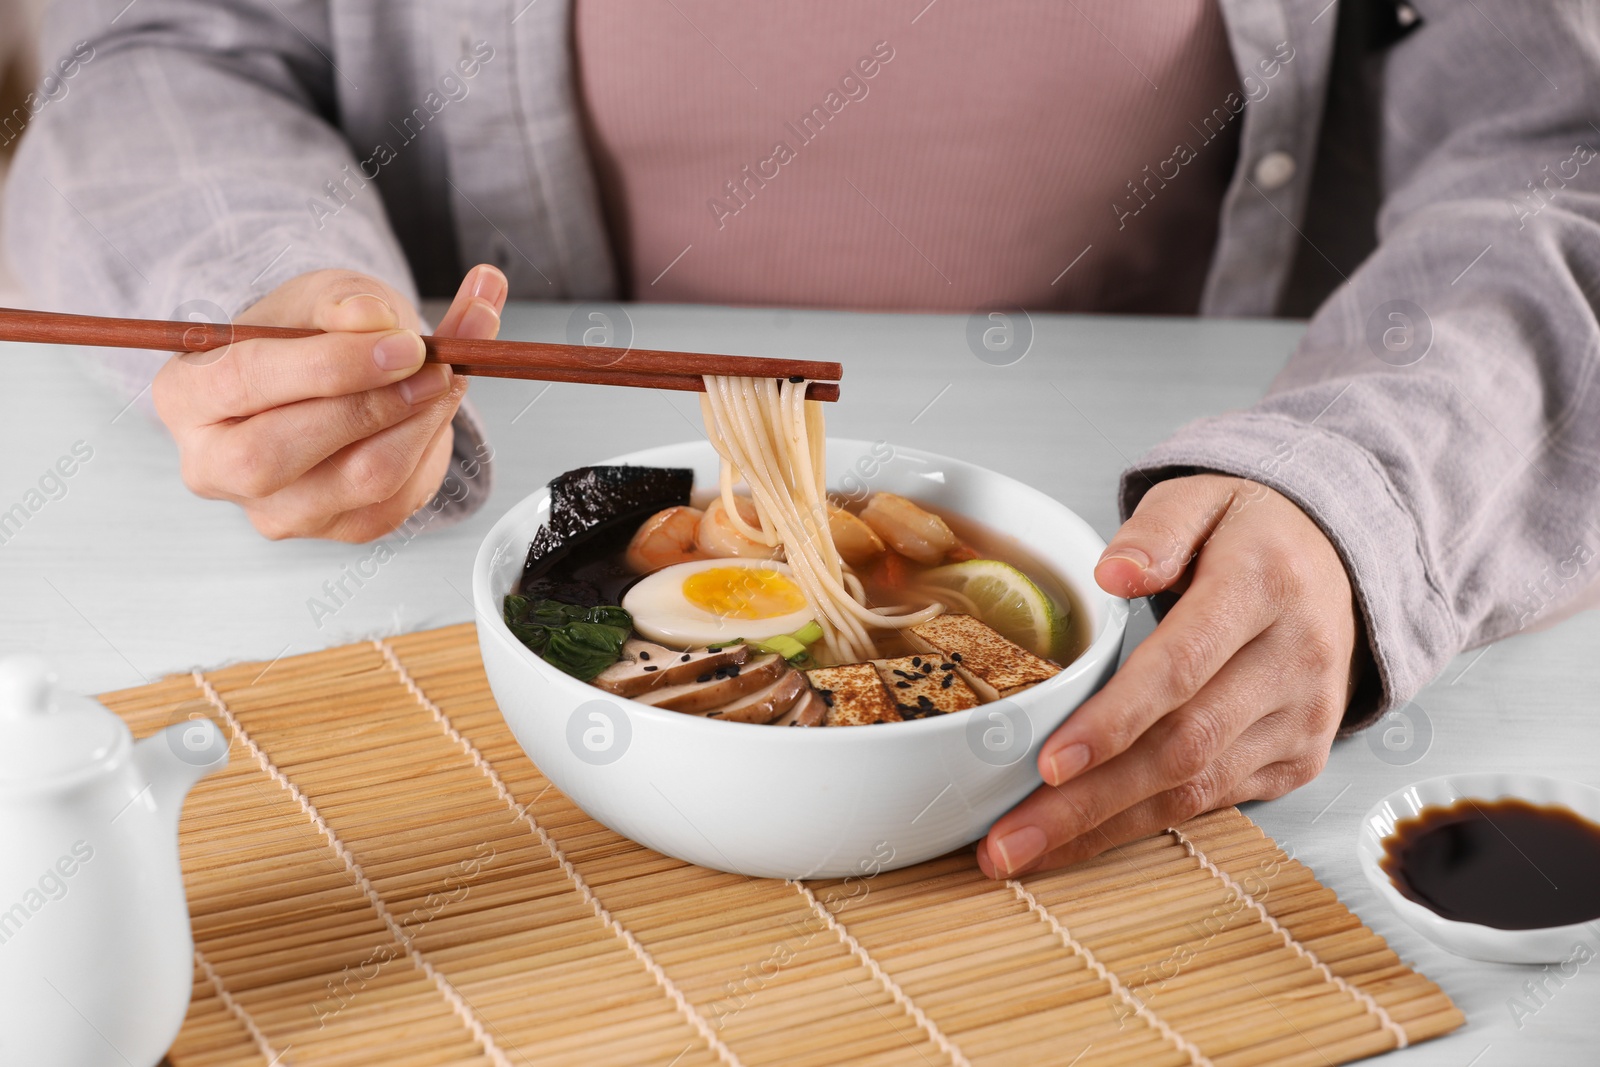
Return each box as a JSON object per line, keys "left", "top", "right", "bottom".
{"left": 503, "top": 594, "right": 632, "bottom": 681}
{"left": 790, "top": 621, "right": 824, "bottom": 646}
{"left": 743, "top": 621, "right": 827, "bottom": 666}
{"left": 751, "top": 634, "right": 807, "bottom": 661}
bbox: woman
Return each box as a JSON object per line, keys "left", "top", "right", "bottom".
{"left": 7, "top": 0, "right": 1598, "bottom": 877}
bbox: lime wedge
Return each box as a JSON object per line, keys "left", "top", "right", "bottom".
{"left": 920, "top": 560, "right": 1063, "bottom": 658}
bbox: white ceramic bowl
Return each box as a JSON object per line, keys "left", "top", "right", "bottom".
{"left": 1357, "top": 773, "right": 1600, "bottom": 964}
{"left": 473, "top": 439, "right": 1127, "bottom": 878}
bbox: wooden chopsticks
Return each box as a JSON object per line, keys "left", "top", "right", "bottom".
{"left": 0, "top": 306, "right": 843, "bottom": 401}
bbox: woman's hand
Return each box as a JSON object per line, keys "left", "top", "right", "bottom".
{"left": 977, "top": 474, "right": 1363, "bottom": 879}
{"left": 152, "top": 264, "right": 507, "bottom": 542}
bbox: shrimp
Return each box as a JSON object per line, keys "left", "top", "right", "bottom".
{"left": 827, "top": 503, "right": 885, "bottom": 567}
{"left": 859, "top": 492, "right": 959, "bottom": 565}
{"left": 697, "top": 496, "right": 783, "bottom": 560}
{"left": 625, "top": 506, "right": 706, "bottom": 573}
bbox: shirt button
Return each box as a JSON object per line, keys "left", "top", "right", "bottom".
{"left": 1254, "top": 151, "right": 1297, "bottom": 190}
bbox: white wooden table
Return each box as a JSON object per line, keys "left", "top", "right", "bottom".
{"left": 3, "top": 302, "right": 1594, "bottom": 1065}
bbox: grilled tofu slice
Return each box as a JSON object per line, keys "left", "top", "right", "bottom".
{"left": 805, "top": 663, "right": 904, "bottom": 726}
{"left": 592, "top": 639, "right": 749, "bottom": 698}
{"left": 907, "top": 614, "right": 1060, "bottom": 702}
{"left": 704, "top": 669, "right": 808, "bottom": 724}
{"left": 633, "top": 653, "right": 786, "bottom": 713}
{"left": 871, "top": 655, "right": 979, "bottom": 718}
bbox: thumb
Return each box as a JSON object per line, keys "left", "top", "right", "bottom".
{"left": 239, "top": 269, "right": 413, "bottom": 333}
{"left": 1095, "top": 474, "right": 1241, "bottom": 599}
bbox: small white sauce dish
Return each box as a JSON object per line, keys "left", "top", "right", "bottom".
{"left": 473, "top": 439, "right": 1128, "bottom": 879}
{"left": 1357, "top": 772, "right": 1600, "bottom": 964}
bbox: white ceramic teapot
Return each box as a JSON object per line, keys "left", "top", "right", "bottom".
{"left": 0, "top": 656, "right": 228, "bottom": 1067}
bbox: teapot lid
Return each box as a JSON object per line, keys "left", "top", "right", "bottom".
{"left": 0, "top": 656, "right": 125, "bottom": 786}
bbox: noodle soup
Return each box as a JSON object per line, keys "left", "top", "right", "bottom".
{"left": 506, "top": 480, "right": 1086, "bottom": 726}
{"left": 473, "top": 437, "right": 1129, "bottom": 875}
{"left": 500, "top": 375, "right": 1089, "bottom": 727}
{"left": 521, "top": 487, "right": 1087, "bottom": 669}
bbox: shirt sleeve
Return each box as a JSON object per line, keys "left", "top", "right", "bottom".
{"left": 1121, "top": 0, "right": 1600, "bottom": 732}
{"left": 3, "top": 0, "right": 492, "bottom": 528}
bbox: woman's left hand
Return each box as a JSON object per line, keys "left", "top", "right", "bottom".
{"left": 976, "top": 473, "right": 1363, "bottom": 879}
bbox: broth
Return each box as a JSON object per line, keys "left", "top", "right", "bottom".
{"left": 679, "top": 490, "right": 1092, "bottom": 668}
{"left": 859, "top": 504, "right": 1089, "bottom": 667}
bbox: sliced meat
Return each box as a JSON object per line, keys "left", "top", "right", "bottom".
{"left": 592, "top": 639, "right": 748, "bottom": 698}
{"left": 871, "top": 654, "right": 979, "bottom": 718}
{"left": 632, "top": 653, "right": 786, "bottom": 714}
{"left": 702, "top": 669, "right": 808, "bottom": 725}
{"left": 906, "top": 614, "right": 1060, "bottom": 702}
{"left": 771, "top": 687, "right": 829, "bottom": 727}
{"left": 805, "top": 663, "right": 904, "bottom": 726}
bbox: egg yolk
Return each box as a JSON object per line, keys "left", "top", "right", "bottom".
{"left": 682, "top": 567, "right": 808, "bottom": 620}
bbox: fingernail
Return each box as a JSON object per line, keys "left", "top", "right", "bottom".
{"left": 398, "top": 363, "right": 452, "bottom": 405}
{"left": 1098, "top": 547, "right": 1150, "bottom": 571}
{"left": 458, "top": 298, "right": 501, "bottom": 338}
{"left": 992, "top": 826, "right": 1047, "bottom": 876}
{"left": 469, "top": 265, "right": 508, "bottom": 304}
{"left": 1044, "top": 743, "right": 1091, "bottom": 786}
{"left": 373, "top": 330, "right": 424, "bottom": 371}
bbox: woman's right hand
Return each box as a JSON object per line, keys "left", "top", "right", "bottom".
{"left": 152, "top": 264, "right": 507, "bottom": 542}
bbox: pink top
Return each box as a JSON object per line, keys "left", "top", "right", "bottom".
{"left": 574, "top": 1, "right": 1241, "bottom": 313}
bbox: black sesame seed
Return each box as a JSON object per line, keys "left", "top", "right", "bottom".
{"left": 940, "top": 673, "right": 953, "bottom": 689}
{"left": 950, "top": 652, "right": 963, "bottom": 662}
{"left": 895, "top": 681, "right": 911, "bottom": 689}
{"left": 707, "top": 646, "right": 721, "bottom": 653}
{"left": 921, "top": 662, "right": 934, "bottom": 673}
{"left": 697, "top": 674, "right": 712, "bottom": 684}
{"left": 788, "top": 375, "right": 805, "bottom": 383}
{"left": 818, "top": 690, "right": 835, "bottom": 707}
{"left": 681, "top": 654, "right": 691, "bottom": 662}
{"left": 940, "top": 663, "right": 955, "bottom": 671}
{"left": 727, "top": 663, "right": 741, "bottom": 676}
{"left": 910, "top": 656, "right": 922, "bottom": 667}
{"left": 644, "top": 665, "right": 659, "bottom": 673}
{"left": 917, "top": 695, "right": 935, "bottom": 710}
{"left": 893, "top": 668, "right": 919, "bottom": 680}
{"left": 638, "top": 651, "right": 650, "bottom": 661}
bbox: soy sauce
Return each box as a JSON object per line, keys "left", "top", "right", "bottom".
{"left": 1380, "top": 798, "right": 1600, "bottom": 930}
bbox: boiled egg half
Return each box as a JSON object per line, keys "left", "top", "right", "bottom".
{"left": 622, "top": 558, "right": 814, "bottom": 648}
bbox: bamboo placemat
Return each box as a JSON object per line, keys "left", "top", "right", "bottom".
{"left": 100, "top": 623, "right": 1462, "bottom": 1067}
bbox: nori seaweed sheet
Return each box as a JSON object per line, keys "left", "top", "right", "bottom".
{"left": 516, "top": 465, "right": 693, "bottom": 602}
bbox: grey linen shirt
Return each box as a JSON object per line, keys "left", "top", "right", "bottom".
{"left": 7, "top": 0, "right": 1600, "bottom": 729}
